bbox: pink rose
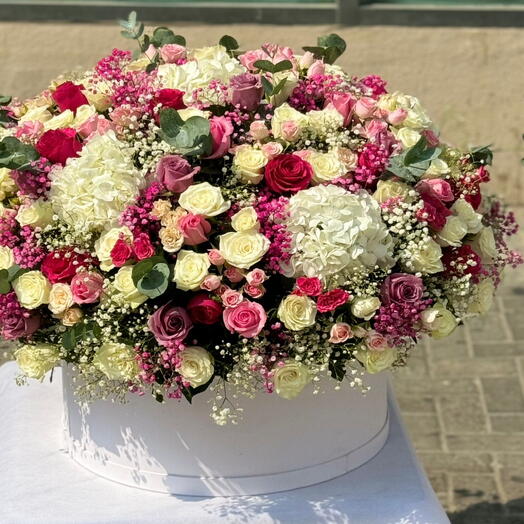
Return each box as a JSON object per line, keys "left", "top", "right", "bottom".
{"left": 200, "top": 274, "right": 222, "bottom": 292}
{"left": 261, "top": 142, "right": 284, "bottom": 159}
{"left": 239, "top": 49, "right": 267, "bottom": 71}
{"left": 156, "top": 154, "right": 200, "bottom": 194}
{"left": 299, "top": 51, "right": 315, "bottom": 69}
{"left": 364, "top": 119, "right": 388, "bottom": 139}
{"left": 223, "top": 300, "right": 266, "bottom": 338}
{"left": 381, "top": 273, "right": 424, "bottom": 306}
{"left": 249, "top": 120, "right": 270, "bottom": 141}
{"left": 387, "top": 108, "right": 408, "bottom": 126}
{"left": 243, "top": 284, "right": 265, "bottom": 299}
{"left": 224, "top": 267, "right": 244, "bottom": 283}
{"left": 208, "top": 249, "right": 225, "bottom": 266}
{"left": 205, "top": 116, "right": 234, "bottom": 159}
{"left": 296, "top": 276, "right": 323, "bottom": 297}
{"left": 246, "top": 268, "right": 267, "bottom": 286}
{"left": 293, "top": 150, "right": 312, "bottom": 161}
{"left": 365, "top": 330, "right": 389, "bottom": 352}
{"left": 416, "top": 179, "right": 454, "bottom": 202}
{"left": 110, "top": 238, "right": 133, "bottom": 267}
{"left": 328, "top": 93, "right": 356, "bottom": 127}
{"left": 178, "top": 213, "right": 211, "bottom": 246}
{"left": 355, "top": 97, "right": 377, "bottom": 119}
{"left": 71, "top": 272, "right": 104, "bottom": 304}
{"left": 221, "top": 288, "right": 244, "bottom": 308}
{"left": 15, "top": 120, "right": 44, "bottom": 141}
{"left": 307, "top": 61, "right": 325, "bottom": 77}
{"left": 422, "top": 129, "right": 440, "bottom": 148}
{"left": 78, "top": 115, "right": 115, "bottom": 140}
{"left": 280, "top": 121, "right": 301, "bottom": 142}
{"left": 230, "top": 73, "right": 264, "bottom": 111}
{"left": 317, "top": 289, "right": 350, "bottom": 313}
{"left": 132, "top": 233, "right": 155, "bottom": 260}
{"left": 329, "top": 323, "right": 353, "bottom": 344}
{"left": 160, "top": 44, "right": 186, "bottom": 63}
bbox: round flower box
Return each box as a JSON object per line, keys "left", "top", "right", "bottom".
{"left": 62, "top": 366, "right": 389, "bottom": 497}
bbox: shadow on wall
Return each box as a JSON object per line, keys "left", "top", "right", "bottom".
{"left": 449, "top": 496, "right": 524, "bottom": 524}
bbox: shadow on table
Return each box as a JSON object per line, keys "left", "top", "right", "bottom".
{"left": 448, "top": 496, "right": 524, "bottom": 524}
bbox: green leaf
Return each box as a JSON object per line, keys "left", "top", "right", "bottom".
{"left": 219, "top": 35, "right": 239, "bottom": 52}
{"left": 0, "top": 269, "right": 10, "bottom": 294}
{"left": 136, "top": 262, "right": 170, "bottom": 298}
{"left": 145, "top": 62, "right": 158, "bottom": 74}
{"left": 132, "top": 255, "right": 166, "bottom": 287}
{"left": 7, "top": 264, "right": 26, "bottom": 282}
{"left": 181, "top": 385, "right": 193, "bottom": 404}
{"left": 273, "top": 59, "right": 293, "bottom": 73}
{"left": 261, "top": 76, "right": 274, "bottom": 97}
{"left": 470, "top": 144, "right": 493, "bottom": 166}
{"left": 159, "top": 108, "right": 184, "bottom": 139}
{"left": 0, "top": 95, "right": 11, "bottom": 105}
{"left": 271, "top": 77, "right": 288, "bottom": 97}
{"left": 323, "top": 46, "right": 343, "bottom": 65}
{"left": 328, "top": 357, "right": 346, "bottom": 382}
{"left": 403, "top": 136, "right": 428, "bottom": 165}
{"left": 318, "top": 33, "right": 347, "bottom": 54}
{"left": 301, "top": 46, "right": 324, "bottom": 59}
{"left": 253, "top": 60, "right": 275, "bottom": 73}
{"left": 0, "top": 136, "right": 39, "bottom": 170}
{"left": 151, "top": 26, "right": 178, "bottom": 47}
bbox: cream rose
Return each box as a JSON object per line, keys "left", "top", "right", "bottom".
{"left": 468, "top": 278, "right": 495, "bottom": 315}
{"left": 452, "top": 198, "right": 483, "bottom": 234}
{"left": 94, "top": 226, "right": 133, "bottom": 271}
{"left": 13, "top": 270, "right": 51, "bottom": 309}
{"left": 231, "top": 207, "right": 259, "bottom": 233}
{"left": 16, "top": 200, "right": 54, "bottom": 229}
{"left": 92, "top": 342, "right": 139, "bottom": 381}
{"left": 436, "top": 215, "right": 468, "bottom": 247}
{"left": 114, "top": 266, "right": 148, "bottom": 308}
{"left": 396, "top": 127, "right": 421, "bottom": 148}
{"left": 159, "top": 226, "right": 184, "bottom": 253}
{"left": 373, "top": 179, "right": 411, "bottom": 204}
{"left": 232, "top": 146, "right": 268, "bottom": 184}
{"left": 277, "top": 294, "right": 317, "bottom": 331}
{"left": 0, "top": 168, "right": 17, "bottom": 200}
{"left": 271, "top": 103, "right": 307, "bottom": 141}
{"left": 409, "top": 239, "right": 444, "bottom": 274}
{"left": 421, "top": 302, "right": 457, "bottom": 339}
{"left": 176, "top": 346, "right": 214, "bottom": 388}
{"left": 15, "top": 343, "right": 60, "bottom": 380}
{"left": 273, "top": 360, "right": 310, "bottom": 399}
{"left": 48, "top": 283, "right": 74, "bottom": 314}
{"left": 423, "top": 158, "right": 450, "bottom": 178}
{"left": 351, "top": 297, "right": 381, "bottom": 320}
{"left": 308, "top": 150, "right": 347, "bottom": 184}
{"left": 173, "top": 250, "right": 210, "bottom": 291}
{"left": 60, "top": 307, "right": 83, "bottom": 326}
{"left": 270, "top": 71, "right": 299, "bottom": 107}
{"left": 355, "top": 346, "right": 397, "bottom": 374}
{"left": 43, "top": 109, "right": 75, "bottom": 131}
{"left": 19, "top": 105, "right": 52, "bottom": 124}
{"left": 219, "top": 231, "right": 270, "bottom": 269}
{"left": 470, "top": 227, "right": 497, "bottom": 262}
{"left": 72, "top": 104, "right": 97, "bottom": 128}
{"left": 0, "top": 245, "right": 14, "bottom": 270}
{"left": 178, "top": 182, "right": 230, "bottom": 217}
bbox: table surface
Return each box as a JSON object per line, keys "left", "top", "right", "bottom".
{"left": 0, "top": 362, "right": 449, "bottom": 524}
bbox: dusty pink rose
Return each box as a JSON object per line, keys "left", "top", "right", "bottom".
{"left": 422, "top": 129, "right": 440, "bottom": 147}
{"left": 365, "top": 330, "right": 389, "bottom": 352}
{"left": 200, "top": 274, "right": 222, "bottom": 292}
{"left": 148, "top": 303, "right": 192, "bottom": 347}
{"left": 280, "top": 121, "right": 301, "bottom": 142}
{"left": 230, "top": 73, "right": 264, "bottom": 111}
{"left": 329, "top": 323, "right": 353, "bottom": 344}
{"left": 224, "top": 267, "right": 244, "bottom": 283}
{"left": 246, "top": 268, "right": 267, "bottom": 286}
{"left": 205, "top": 116, "right": 234, "bottom": 159}
{"left": 208, "top": 249, "right": 225, "bottom": 266}
{"left": 223, "top": 300, "right": 266, "bottom": 338}
{"left": 416, "top": 179, "right": 454, "bottom": 202}
{"left": 364, "top": 119, "right": 388, "bottom": 139}
{"left": 355, "top": 97, "right": 377, "bottom": 119}
{"left": 160, "top": 44, "right": 186, "bottom": 63}
{"left": 243, "top": 284, "right": 265, "bottom": 299}
{"left": 387, "top": 108, "right": 408, "bottom": 126}
{"left": 156, "top": 154, "right": 200, "bottom": 193}
{"left": 307, "top": 60, "right": 325, "bottom": 77}
{"left": 78, "top": 115, "right": 115, "bottom": 139}
{"left": 71, "top": 272, "right": 104, "bottom": 304}
{"left": 249, "top": 120, "right": 270, "bottom": 141}
{"left": 292, "top": 149, "right": 312, "bottom": 161}
{"left": 328, "top": 93, "right": 356, "bottom": 126}
{"left": 261, "top": 142, "right": 284, "bottom": 159}
{"left": 178, "top": 213, "right": 211, "bottom": 246}
{"left": 2, "top": 308, "right": 41, "bottom": 340}
{"left": 15, "top": 121, "right": 44, "bottom": 141}
{"left": 239, "top": 49, "right": 267, "bottom": 71}
{"left": 221, "top": 288, "right": 244, "bottom": 308}
{"left": 381, "top": 273, "right": 424, "bottom": 306}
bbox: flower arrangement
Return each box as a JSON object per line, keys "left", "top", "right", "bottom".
{"left": 0, "top": 14, "right": 521, "bottom": 424}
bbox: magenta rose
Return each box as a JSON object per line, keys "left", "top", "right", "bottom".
{"left": 1, "top": 308, "right": 41, "bottom": 340}
{"left": 148, "top": 303, "right": 192, "bottom": 347}
{"left": 205, "top": 116, "right": 234, "bottom": 159}
{"left": 230, "top": 73, "right": 263, "bottom": 111}
{"left": 132, "top": 233, "right": 155, "bottom": 261}
{"left": 381, "top": 273, "right": 424, "bottom": 306}
{"left": 264, "top": 154, "right": 313, "bottom": 194}
{"left": 156, "top": 154, "right": 200, "bottom": 194}
{"left": 296, "top": 276, "right": 323, "bottom": 297}
{"left": 317, "top": 289, "right": 350, "bottom": 314}
{"left": 71, "top": 272, "right": 104, "bottom": 304}
{"left": 178, "top": 214, "right": 211, "bottom": 246}
{"left": 223, "top": 299, "right": 266, "bottom": 339}
{"left": 110, "top": 238, "right": 133, "bottom": 268}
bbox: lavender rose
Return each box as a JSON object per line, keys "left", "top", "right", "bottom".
{"left": 230, "top": 73, "right": 264, "bottom": 111}
{"left": 381, "top": 273, "right": 424, "bottom": 305}
{"left": 2, "top": 310, "right": 41, "bottom": 340}
{"left": 155, "top": 155, "right": 200, "bottom": 194}
{"left": 148, "top": 303, "right": 192, "bottom": 347}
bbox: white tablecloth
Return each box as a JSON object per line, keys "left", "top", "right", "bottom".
{"left": 0, "top": 362, "right": 449, "bottom": 524}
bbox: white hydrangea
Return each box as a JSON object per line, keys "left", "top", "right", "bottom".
{"left": 49, "top": 131, "right": 145, "bottom": 232}
{"left": 282, "top": 185, "right": 394, "bottom": 282}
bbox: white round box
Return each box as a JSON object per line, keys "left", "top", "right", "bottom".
{"left": 62, "top": 366, "right": 389, "bottom": 497}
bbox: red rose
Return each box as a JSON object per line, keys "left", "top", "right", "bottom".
{"left": 442, "top": 245, "right": 483, "bottom": 278}
{"left": 155, "top": 89, "right": 186, "bottom": 110}
{"left": 132, "top": 233, "right": 155, "bottom": 261}
{"left": 416, "top": 193, "right": 451, "bottom": 231}
{"left": 317, "top": 289, "right": 350, "bottom": 314}
{"left": 110, "top": 238, "right": 133, "bottom": 267}
{"left": 264, "top": 154, "right": 313, "bottom": 194}
{"left": 36, "top": 128, "right": 82, "bottom": 166}
{"left": 187, "top": 294, "right": 223, "bottom": 325}
{"left": 52, "top": 81, "right": 89, "bottom": 113}
{"left": 296, "top": 276, "right": 323, "bottom": 297}
{"left": 41, "top": 249, "right": 91, "bottom": 284}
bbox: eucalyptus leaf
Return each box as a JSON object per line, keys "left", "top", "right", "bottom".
{"left": 132, "top": 255, "right": 166, "bottom": 287}
{"left": 328, "top": 357, "right": 346, "bottom": 382}
{"left": 318, "top": 33, "right": 346, "bottom": 53}
{"left": 159, "top": 108, "right": 183, "bottom": 140}
{"left": 253, "top": 60, "right": 275, "bottom": 73}
{"left": 271, "top": 77, "right": 288, "bottom": 97}
{"left": 301, "top": 46, "right": 324, "bottom": 59}
{"left": 0, "top": 269, "right": 10, "bottom": 294}
{"left": 151, "top": 27, "right": 178, "bottom": 47}
{"left": 219, "top": 35, "right": 239, "bottom": 52}
{"left": 0, "top": 136, "right": 39, "bottom": 170}
{"left": 273, "top": 59, "right": 293, "bottom": 73}
{"left": 136, "top": 262, "right": 170, "bottom": 298}
{"left": 470, "top": 144, "right": 493, "bottom": 166}
{"left": 0, "top": 95, "right": 12, "bottom": 105}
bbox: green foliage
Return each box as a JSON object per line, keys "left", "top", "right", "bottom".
{"left": 180, "top": 377, "right": 214, "bottom": 404}
{"left": 386, "top": 136, "right": 441, "bottom": 183}
{"left": 0, "top": 265, "right": 28, "bottom": 294}
{"left": 328, "top": 355, "right": 346, "bottom": 382}
{"left": 118, "top": 11, "right": 144, "bottom": 41}
{"left": 0, "top": 95, "right": 12, "bottom": 105}
{"left": 151, "top": 26, "right": 186, "bottom": 47}
{"left": 470, "top": 144, "right": 493, "bottom": 167}
{"left": 219, "top": 35, "right": 239, "bottom": 54}
{"left": 132, "top": 255, "right": 171, "bottom": 299}
{"left": 0, "top": 136, "right": 39, "bottom": 170}
{"left": 303, "top": 33, "right": 347, "bottom": 65}
{"left": 62, "top": 322, "right": 102, "bottom": 351}
{"left": 253, "top": 59, "right": 293, "bottom": 75}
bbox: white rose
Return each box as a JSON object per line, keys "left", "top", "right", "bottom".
{"left": 16, "top": 200, "right": 54, "bottom": 229}
{"left": 308, "top": 150, "right": 347, "bottom": 184}
{"left": 409, "top": 239, "right": 444, "bottom": 275}
{"left": 436, "top": 215, "right": 468, "bottom": 247}
{"left": 43, "top": 109, "right": 74, "bottom": 130}
{"left": 470, "top": 227, "right": 497, "bottom": 262}
{"left": 176, "top": 346, "right": 214, "bottom": 388}
{"left": 271, "top": 103, "right": 307, "bottom": 141}
{"left": 72, "top": 104, "right": 97, "bottom": 128}
{"left": 231, "top": 207, "right": 260, "bottom": 232}
{"left": 84, "top": 88, "right": 111, "bottom": 112}
{"left": 114, "top": 266, "right": 148, "bottom": 308}
{"left": 351, "top": 297, "right": 381, "bottom": 320}
{"left": 94, "top": 226, "right": 133, "bottom": 272}
{"left": 232, "top": 146, "right": 268, "bottom": 184}
{"left": 13, "top": 270, "right": 51, "bottom": 309}
{"left": 0, "top": 245, "right": 14, "bottom": 270}
{"left": 396, "top": 127, "right": 421, "bottom": 148}
{"left": 48, "top": 283, "right": 74, "bottom": 314}
{"left": 0, "top": 168, "right": 17, "bottom": 200}
{"left": 92, "top": 342, "right": 138, "bottom": 381}
{"left": 421, "top": 303, "right": 457, "bottom": 339}
{"left": 177, "top": 108, "right": 209, "bottom": 121}
{"left": 15, "top": 343, "right": 60, "bottom": 380}
{"left": 423, "top": 158, "right": 450, "bottom": 178}
{"left": 273, "top": 360, "right": 310, "bottom": 399}
{"left": 451, "top": 198, "right": 483, "bottom": 234}
{"left": 178, "top": 182, "right": 230, "bottom": 217}
{"left": 277, "top": 294, "right": 317, "bottom": 331}
{"left": 373, "top": 179, "right": 411, "bottom": 204}
{"left": 219, "top": 231, "right": 270, "bottom": 269}
{"left": 19, "top": 105, "right": 52, "bottom": 123}
{"left": 173, "top": 250, "right": 210, "bottom": 291}
{"left": 355, "top": 347, "right": 397, "bottom": 374}
{"left": 468, "top": 278, "right": 495, "bottom": 315}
